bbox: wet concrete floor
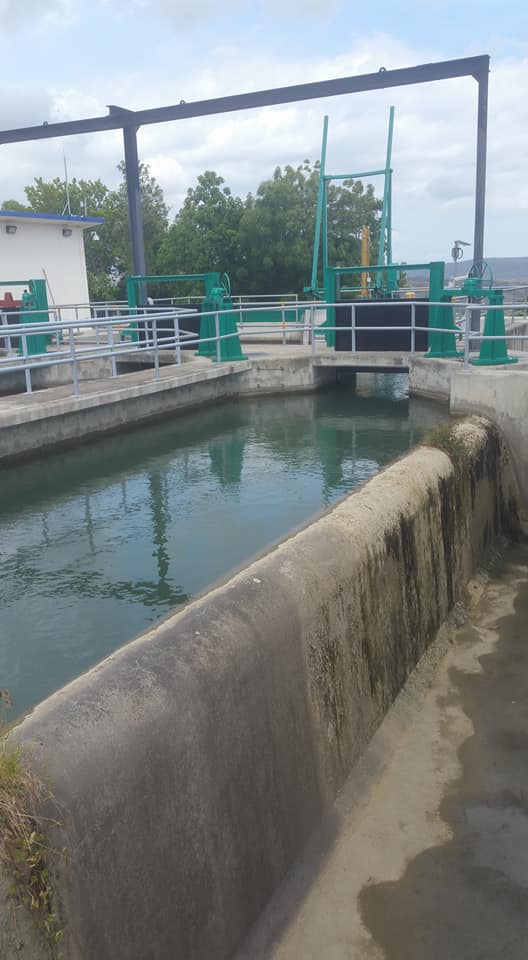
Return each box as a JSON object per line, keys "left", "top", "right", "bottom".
{"left": 237, "top": 541, "right": 528, "bottom": 959}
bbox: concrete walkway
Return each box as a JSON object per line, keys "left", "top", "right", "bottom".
{"left": 237, "top": 542, "right": 528, "bottom": 960}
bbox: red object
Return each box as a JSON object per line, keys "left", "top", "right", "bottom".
{"left": 0, "top": 292, "right": 21, "bottom": 308}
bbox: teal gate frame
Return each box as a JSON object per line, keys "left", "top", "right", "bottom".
{"left": 309, "top": 107, "right": 396, "bottom": 300}
{"left": 0, "top": 278, "right": 50, "bottom": 355}
{"left": 125, "top": 272, "right": 246, "bottom": 362}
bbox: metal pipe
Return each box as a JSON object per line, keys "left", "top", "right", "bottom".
{"left": 69, "top": 326, "right": 79, "bottom": 396}
{"left": 109, "top": 323, "right": 117, "bottom": 378}
{"left": 215, "top": 313, "right": 221, "bottom": 363}
{"left": 175, "top": 317, "right": 181, "bottom": 366}
{"left": 376, "top": 105, "right": 395, "bottom": 287}
{"left": 22, "top": 335, "right": 32, "bottom": 393}
{"left": 153, "top": 316, "right": 160, "bottom": 380}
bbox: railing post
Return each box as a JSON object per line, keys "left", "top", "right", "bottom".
{"left": 69, "top": 326, "right": 79, "bottom": 396}
{"left": 351, "top": 304, "right": 356, "bottom": 353}
{"left": 215, "top": 312, "right": 221, "bottom": 363}
{"left": 22, "top": 335, "right": 32, "bottom": 394}
{"left": 153, "top": 315, "right": 160, "bottom": 380}
{"left": 411, "top": 302, "right": 416, "bottom": 354}
{"left": 175, "top": 315, "right": 181, "bottom": 366}
{"left": 109, "top": 322, "right": 117, "bottom": 378}
{"left": 463, "top": 307, "right": 470, "bottom": 371}
{"left": 281, "top": 304, "right": 286, "bottom": 345}
{"left": 311, "top": 302, "right": 316, "bottom": 355}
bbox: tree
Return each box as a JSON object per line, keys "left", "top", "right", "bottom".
{"left": 239, "top": 161, "right": 382, "bottom": 294}
{"left": 158, "top": 171, "right": 244, "bottom": 290}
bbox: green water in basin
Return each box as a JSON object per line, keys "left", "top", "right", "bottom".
{"left": 0, "top": 374, "right": 446, "bottom": 716}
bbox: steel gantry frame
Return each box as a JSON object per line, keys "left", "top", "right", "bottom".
{"left": 310, "top": 105, "right": 395, "bottom": 297}
{"left": 0, "top": 56, "right": 489, "bottom": 298}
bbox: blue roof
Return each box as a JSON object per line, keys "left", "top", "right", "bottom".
{"left": 0, "top": 209, "right": 105, "bottom": 225}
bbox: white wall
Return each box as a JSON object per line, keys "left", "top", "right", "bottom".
{"left": 0, "top": 218, "right": 92, "bottom": 320}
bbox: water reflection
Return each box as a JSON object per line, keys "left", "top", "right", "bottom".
{"left": 0, "top": 375, "right": 446, "bottom": 715}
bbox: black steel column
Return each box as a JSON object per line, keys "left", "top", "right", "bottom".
{"left": 473, "top": 66, "right": 489, "bottom": 267}
{"left": 108, "top": 105, "right": 147, "bottom": 298}
{"left": 123, "top": 124, "right": 146, "bottom": 279}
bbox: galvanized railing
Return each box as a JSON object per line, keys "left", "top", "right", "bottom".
{"left": 0, "top": 299, "right": 527, "bottom": 398}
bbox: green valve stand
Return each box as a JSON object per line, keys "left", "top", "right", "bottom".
{"left": 198, "top": 275, "right": 247, "bottom": 362}
{"left": 472, "top": 288, "right": 517, "bottom": 366}
{"left": 125, "top": 271, "right": 246, "bottom": 361}
{"left": 426, "top": 261, "right": 460, "bottom": 359}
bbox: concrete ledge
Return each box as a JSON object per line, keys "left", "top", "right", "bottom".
{"left": 409, "top": 356, "right": 462, "bottom": 401}
{"left": 0, "top": 353, "right": 340, "bottom": 463}
{"left": 314, "top": 351, "right": 414, "bottom": 371}
{"left": 2, "top": 418, "right": 521, "bottom": 959}
{"left": 0, "top": 361, "right": 251, "bottom": 461}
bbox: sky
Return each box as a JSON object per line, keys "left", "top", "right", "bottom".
{"left": 0, "top": 0, "right": 526, "bottom": 263}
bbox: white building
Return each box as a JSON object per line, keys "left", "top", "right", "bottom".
{"left": 0, "top": 209, "right": 104, "bottom": 319}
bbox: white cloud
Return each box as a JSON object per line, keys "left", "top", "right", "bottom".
{"left": 0, "top": 0, "right": 74, "bottom": 30}
{"left": 0, "top": 36, "right": 526, "bottom": 260}
{"left": 102, "top": 0, "right": 342, "bottom": 24}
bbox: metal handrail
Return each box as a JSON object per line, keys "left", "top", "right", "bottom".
{"left": 1, "top": 299, "right": 527, "bottom": 397}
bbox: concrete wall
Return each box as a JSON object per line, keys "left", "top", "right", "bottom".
{"left": 409, "top": 357, "right": 528, "bottom": 510}
{"left": 450, "top": 368, "right": 528, "bottom": 505}
{"left": 2, "top": 418, "right": 521, "bottom": 960}
{"left": 0, "top": 355, "right": 114, "bottom": 395}
{"left": 408, "top": 356, "right": 459, "bottom": 401}
{"left": 0, "top": 363, "right": 248, "bottom": 461}
{"left": 0, "top": 356, "right": 337, "bottom": 464}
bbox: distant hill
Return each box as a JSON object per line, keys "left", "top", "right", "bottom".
{"left": 445, "top": 258, "right": 528, "bottom": 285}
{"left": 408, "top": 257, "right": 528, "bottom": 286}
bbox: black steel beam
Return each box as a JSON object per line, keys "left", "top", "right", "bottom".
{"left": 0, "top": 56, "right": 489, "bottom": 145}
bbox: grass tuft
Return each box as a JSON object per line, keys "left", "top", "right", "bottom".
{"left": 422, "top": 422, "right": 467, "bottom": 469}
{"left": 0, "top": 690, "right": 63, "bottom": 956}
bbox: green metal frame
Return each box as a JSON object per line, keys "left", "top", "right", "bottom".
{"left": 323, "top": 261, "right": 516, "bottom": 363}
{"left": 0, "top": 278, "right": 50, "bottom": 355}
{"left": 322, "top": 260, "right": 460, "bottom": 357}
{"left": 310, "top": 107, "right": 395, "bottom": 299}
{"left": 125, "top": 271, "right": 246, "bottom": 362}
{"left": 125, "top": 272, "right": 221, "bottom": 341}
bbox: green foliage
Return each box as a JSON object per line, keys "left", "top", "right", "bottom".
{"left": 239, "top": 161, "right": 381, "bottom": 294}
{"left": 158, "top": 171, "right": 243, "bottom": 292}
{"left": 1, "top": 199, "right": 29, "bottom": 212}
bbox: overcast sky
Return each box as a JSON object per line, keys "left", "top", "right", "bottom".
{"left": 0, "top": 0, "right": 526, "bottom": 262}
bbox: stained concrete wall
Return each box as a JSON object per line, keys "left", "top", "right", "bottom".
{"left": 1, "top": 417, "right": 520, "bottom": 960}
{"left": 0, "top": 355, "right": 113, "bottom": 396}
